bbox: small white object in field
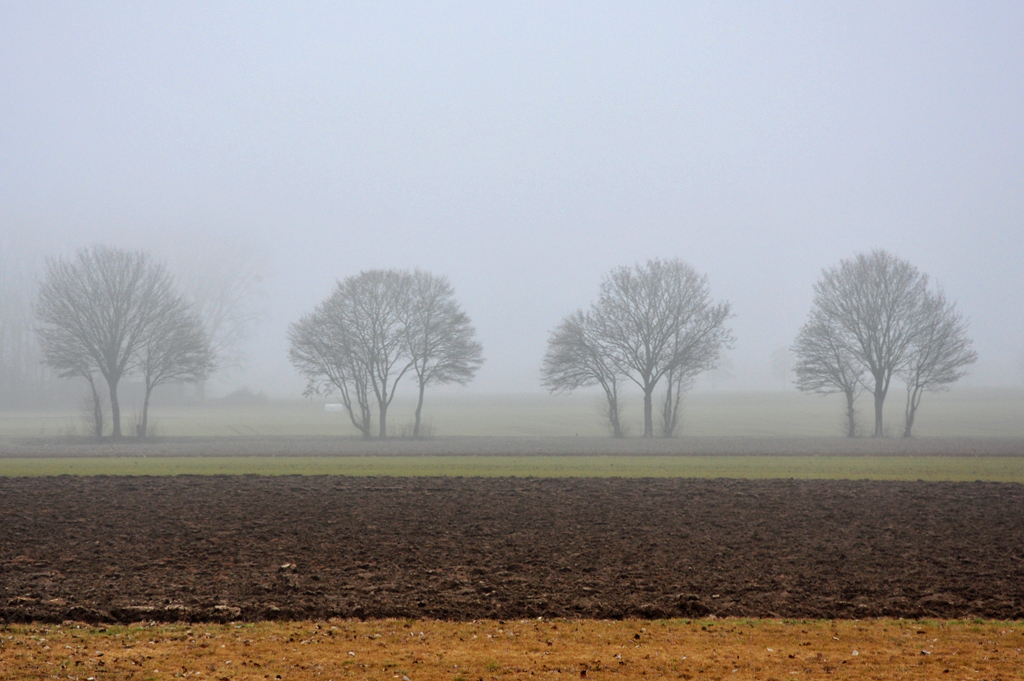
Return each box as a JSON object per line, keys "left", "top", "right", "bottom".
{"left": 325, "top": 404, "right": 345, "bottom": 412}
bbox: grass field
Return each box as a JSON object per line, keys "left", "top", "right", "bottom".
{"left": 3, "top": 453, "right": 1024, "bottom": 481}
{"left": 2, "top": 387, "right": 1022, "bottom": 439}
{"left": 2, "top": 618, "right": 1022, "bottom": 680}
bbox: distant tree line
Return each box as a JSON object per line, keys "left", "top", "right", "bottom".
{"left": 289, "top": 269, "right": 483, "bottom": 439}
{"left": 5, "top": 243, "right": 980, "bottom": 441}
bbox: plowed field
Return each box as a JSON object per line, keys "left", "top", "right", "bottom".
{"left": 3, "top": 476, "right": 1023, "bottom": 623}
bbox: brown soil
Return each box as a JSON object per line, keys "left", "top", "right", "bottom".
{"left": 2, "top": 476, "right": 1023, "bottom": 623}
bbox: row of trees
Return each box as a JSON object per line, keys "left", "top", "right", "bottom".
{"left": 35, "top": 246, "right": 216, "bottom": 438}
{"left": 792, "top": 249, "right": 977, "bottom": 438}
{"left": 289, "top": 269, "right": 483, "bottom": 438}
{"left": 23, "top": 246, "right": 977, "bottom": 441}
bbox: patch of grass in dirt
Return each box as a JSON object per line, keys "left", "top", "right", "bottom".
{"left": 3, "top": 454, "right": 1024, "bottom": 481}
{"left": 2, "top": 618, "right": 1023, "bottom": 680}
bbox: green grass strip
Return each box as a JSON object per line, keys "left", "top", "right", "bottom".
{"left": 1, "top": 455, "right": 1024, "bottom": 481}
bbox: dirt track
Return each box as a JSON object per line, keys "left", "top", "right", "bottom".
{"left": 2, "top": 475, "right": 1023, "bottom": 623}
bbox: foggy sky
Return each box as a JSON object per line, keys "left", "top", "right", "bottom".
{"left": 2, "top": 2, "right": 1022, "bottom": 395}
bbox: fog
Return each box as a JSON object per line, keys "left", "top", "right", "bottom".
{"left": 2, "top": 3, "right": 1022, "bottom": 398}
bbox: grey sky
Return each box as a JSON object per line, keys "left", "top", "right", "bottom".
{"left": 2, "top": 2, "right": 1022, "bottom": 394}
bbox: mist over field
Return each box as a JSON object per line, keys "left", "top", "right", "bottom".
{"left": 2, "top": 3, "right": 1023, "bottom": 408}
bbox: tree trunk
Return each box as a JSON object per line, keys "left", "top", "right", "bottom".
{"left": 140, "top": 384, "right": 153, "bottom": 438}
{"left": 413, "top": 380, "right": 426, "bottom": 438}
{"left": 661, "top": 379, "right": 674, "bottom": 438}
{"left": 107, "top": 376, "right": 122, "bottom": 439}
{"left": 903, "top": 385, "right": 921, "bottom": 438}
{"left": 358, "top": 395, "right": 373, "bottom": 439}
{"left": 378, "top": 400, "right": 388, "bottom": 439}
{"left": 872, "top": 373, "right": 886, "bottom": 437}
{"left": 903, "top": 409, "right": 916, "bottom": 438}
{"left": 87, "top": 377, "right": 103, "bottom": 437}
{"left": 661, "top": 378, "right": 684, "bottom": 438}
{"left": 597, "top": 378, "right": 622, "bottom": 438}
{"left": 609, "top": 399, "right": 622, "bottom": 438}
{"left": 844, "top": 388, "right": 856, "bottom": 438}
{"left": 643, "top": 387, "right": 654, "bottom": 438}
{"left": 606, "top": 392, "right": 623, "bottom": 438}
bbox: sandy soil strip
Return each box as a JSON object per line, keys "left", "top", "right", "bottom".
{"left": 3, "top": 618, "right": 1022, "bottom": 680}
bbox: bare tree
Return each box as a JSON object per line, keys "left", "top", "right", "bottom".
{"left": 595, "top": 259, "right": 733, "bottom": 438}
{"left": 792, "top": 311, "right": 865, "bottom": 437}
{"left": 809, "top": 250, "right": 929, "bottom": 437}
{"left": 134, "top": 297, "right": 215, "bottom": 437}
{"left": 543, "top": 260, "right": 733, "bottom": 439}
{"left": 900, "top": 290, "right": 976, "bottom": 437}
{"left": 291, "top": 270, "right": 482, "bottom": 439}
{"left": 289, "top": 299, "right": 374, "bottom": 438}
{"left": 36, "top": 247, "right": 175, "bottom": 438}
{"left": 290, "top": 270, "right": 418, "bottom": 439}
{"left": 541, "top": 309, "right": 625, "bottom": 437}
{"left": 403, "top": 271, "right": 483, "bottom": 438}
